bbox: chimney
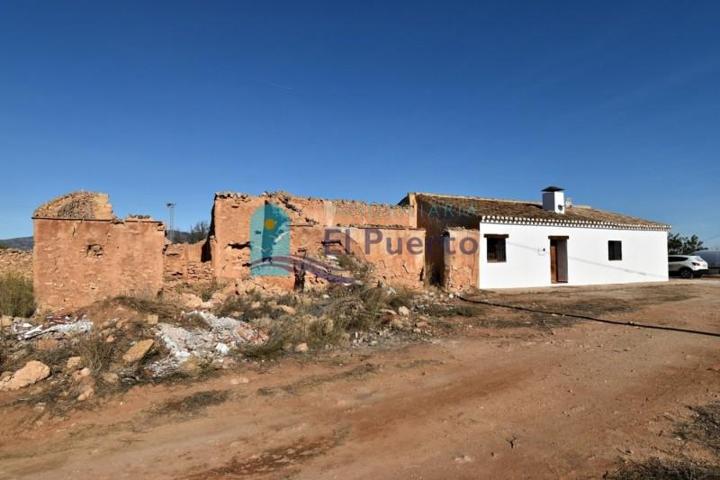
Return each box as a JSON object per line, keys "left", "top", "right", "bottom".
{"left": 542, "top": 186, "right": 565, "bottom": 214}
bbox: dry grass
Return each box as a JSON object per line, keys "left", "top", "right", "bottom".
{"left": 676, "top": 402, "right": 720, "bottom": 455}
{"left": 239, "top": 282, "right": 417, "bottom": 359}
{"left": 0, "top": 273, "right": 34, "bottom": 317}
{"left": 75, "top": 333, "right": 115, "bottom": 373}
{"left": 604, "top": 458, "right": 720, "bottom": 479}
{"left": 150, "top": 389, "right": 230, "bottom": 418}
{"left": 112, "top": 295, "right": 180, "bottom": 322}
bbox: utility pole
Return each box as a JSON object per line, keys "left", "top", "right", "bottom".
{"left": 166, "top": 202, "right": 176, "bottom": 243}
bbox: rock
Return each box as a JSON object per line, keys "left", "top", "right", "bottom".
{"left": 398, "top": 306, "right": 411, "bottom": 316}
{"left": 78, "top": 367, "right": 92, "bottom": 378}
{"left": 250, "top": 301, "right": 262, "bottom": 310}
{"left": 215, "top": 343, "right": 230, "bottom": 355}
{"left": 0, "top": 315, "right": 13, "bottom": 328}
{"left": 454, "top": 455, "right": 474, "bottom": 464}
{"left": 66, "top": 356, "right": 83, "bottom": 370}
{"left": 294, "top": 343, "right": 309, "bottom": 353}
{"left": 105, "top": 335, "right": 115, "bottom": 343}
{"left": 101, "top": 372, "right": 119, "bottom": 385}
{"left": 277, "top": 305, "right": 296, "bottom": 315}
{"left": 180, "top": 293, "right": 204, "bottom": 310}
{"left": 708, "top": 364, "right": 720, "bottom": 373}
{"left": 146, "top": 314, "right": 159, "bottom": 325}
{"left": 415, "top": 320, "right": 430, "bottom": 329}
{"left": 0, "top": 361, "right": 51, "bottom": 391}
{"left": 179, "top": 357, "right": 203, "bottom": 377}
{"left": 230, "top": 377, "right": 250, "bottom": 385}
{"left": 390, "top": 318, "right": 408, "bottom": 330}
{"left": 77, "top": 385, "right": 95, "bottom": 401}
{"left": 122, "top": 339, "right": 154, "bottom": 364}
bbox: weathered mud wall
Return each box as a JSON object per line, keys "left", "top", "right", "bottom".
{"left": 404, "top": 194, "right": 479, "bottom": 285}
{"left": 34, "top": 218, "right": 165, "bottom": 311}
{"left": 209, "top": 193, "right": 418, "bottom": 281}
{"left": 443, "top": 229, "right": 479, "bottom": 291}
{"left": 164, "top": 241, "right": 213, "bottom": 287}
{"left": 209, "top": 193, "right": 424, "bottom": 288}
{"left": 0, "top": 249, "right": 32, "bottom": 280}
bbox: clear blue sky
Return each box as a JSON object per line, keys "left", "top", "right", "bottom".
{"left": 1, "top": 1, "right": 719, "bottom": 245}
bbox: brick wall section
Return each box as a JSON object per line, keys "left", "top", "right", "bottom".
{"left": 443, "top": 229, "right": 480, "bottom": 291}
{"left": 33, "top": 218, "right": 165, "bottom": 311}
{"left": 0, "top": 249, "right": 32, "bottom": 280}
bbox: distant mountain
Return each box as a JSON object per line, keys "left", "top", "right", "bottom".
{"left": 0, "top": 236, "right": 33, "bottom": 251}
{"left": 0, "top": 231, "right": 204, "bottom": 251}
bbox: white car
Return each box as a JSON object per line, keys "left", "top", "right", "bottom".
{"left": 668, "top": 255, "right": 709, "bottom": 279}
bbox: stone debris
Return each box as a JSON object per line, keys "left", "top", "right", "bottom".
{"left": 13, "top": 317, "right": 93, "bottom": 340}
{"left": 65, "top": 356, "right": 83, "bottom": 370}
{"left": 149, "top": 311, "right": 267, "bottom": 375}
{"left": 0, "top": 361, "right": 51, "bottom": 391}
{"left": 294, "top": 343, "right": 309, "bottom": 353}
{"left": 122, "top": 339, "right": 155, "bottom": 364}
{"left": 398, "top": 306, "right": 411, "bottom": 316}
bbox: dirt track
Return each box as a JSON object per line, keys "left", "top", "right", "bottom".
{"left": 1, "top": 280, "right": 720, "bottom": 479}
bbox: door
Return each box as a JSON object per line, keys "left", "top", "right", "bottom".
{"left": 550, "top": 240, "right": 558, "bottom": 283}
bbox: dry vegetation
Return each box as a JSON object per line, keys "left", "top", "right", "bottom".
{"left": 0, "top": 273, "right": 34, "bottom": 317}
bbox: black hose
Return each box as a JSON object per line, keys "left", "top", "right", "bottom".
{"left": 457, "top": 295, "right": 720, "bottom": 339}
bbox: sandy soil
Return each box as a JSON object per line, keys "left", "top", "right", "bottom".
{"left": 1, "top": 280, "right": 719, "bottom": 479}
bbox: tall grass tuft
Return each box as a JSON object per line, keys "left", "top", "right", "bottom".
{"left": 0, "top": 273, "right": 35, "bottom": 317}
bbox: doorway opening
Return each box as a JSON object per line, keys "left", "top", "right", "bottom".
{"left": 549, "top": 236, "right": 568, "bottom": 284}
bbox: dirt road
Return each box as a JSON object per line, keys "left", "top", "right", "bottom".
{"left": 2, "top": 281, "right": 720, "bottom": 479}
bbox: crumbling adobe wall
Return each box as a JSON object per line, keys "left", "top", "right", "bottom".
{"left": 443, "top": 228, "right": 479, "bottom": 291}
{"left": 404, "top": 194, "right": 479, "bottom": 285}
{"left": 33, "top": 192, "right": 166, "bottom": 311}
{"left": 0, "top": 249, "right": 32, "bottom": 280}
{"left": 164, "top": 241, "right": 214, "bottom": 287}
{"left": 342, "top": 227, "right": 426, "bottom": 287}
{"left": 209, "top": 193, "right": 423, "bottom": 288}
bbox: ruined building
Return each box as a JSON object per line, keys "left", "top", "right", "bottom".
{"left": 32, "top": 187, "right": 669, "bottom": 311}
{"left": 33, "top": 193, "right": 166, "bottom": 311}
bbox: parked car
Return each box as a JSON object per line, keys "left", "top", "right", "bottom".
{"left": 668, "top": 255, "right": 709, "bottom": 278}
{"left": 692, "top": 250, "right": 720, "bottom": 270}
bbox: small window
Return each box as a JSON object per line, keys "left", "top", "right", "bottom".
{"left": 608, "top": 240, "right": 622, "bottom": 261}
{"left": 486, "top": 234, "right": 508, "bottom": 263}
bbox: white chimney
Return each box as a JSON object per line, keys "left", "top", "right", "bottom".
{"left": 542, "top": 186, "right": 565, "bottom": 214}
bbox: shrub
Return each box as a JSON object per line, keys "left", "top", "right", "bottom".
{"left": 0, "top": 273, "right": 35, "bottom": 317}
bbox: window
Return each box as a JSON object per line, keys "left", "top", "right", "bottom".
{"left": 608, "top": 240, "right": 622, "bottom": 261}
{"left": 485, "top": 234, "right": 508, "bottom": 262}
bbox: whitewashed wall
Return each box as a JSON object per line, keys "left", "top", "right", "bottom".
{"left": 478, "top": 223, "right": 668, "bottom": 289}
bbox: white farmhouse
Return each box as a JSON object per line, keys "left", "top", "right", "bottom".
{"left": 403, "top": 187, "right": 670, "bottom": 289}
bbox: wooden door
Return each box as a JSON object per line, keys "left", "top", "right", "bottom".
{"left": 550, "top": 240, "right": 558, "bottom": 283}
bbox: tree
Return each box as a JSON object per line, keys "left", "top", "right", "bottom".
{"left": 187, "top": 221, "right": 210, "bottom": 243}
{"left": 668, "top": 233, "right": 705, "bottom": 255}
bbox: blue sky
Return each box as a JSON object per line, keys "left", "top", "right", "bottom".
{"left": 1, "top": 1, "right": 719, "bottom": 245}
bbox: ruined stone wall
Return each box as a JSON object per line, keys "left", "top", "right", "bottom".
{"left": 209, "top": 193, "right": 424, "bottom": 288}
{"left": 0, "top": 249, "right": 32, "bottom": 280}
{"left": 209, "top": 193, "right": 417, "bottom": 280}
{"left": 443, "top": 229, "right": 479, "bottom": 291}
{"left": 407, "top": 195, "right": 479, "bottom": 285}
{"left": 164, "top": 241, "right": 214, "bottom": 287}
{"left": 34, "top": 218, "right": 165, "bottom": 311}
{"left": 343, "top": 227, "right": 426, "bottom": 287}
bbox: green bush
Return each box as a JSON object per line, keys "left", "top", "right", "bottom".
{"left": 0, "top": 273, "right": 35, "bottom": 317}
